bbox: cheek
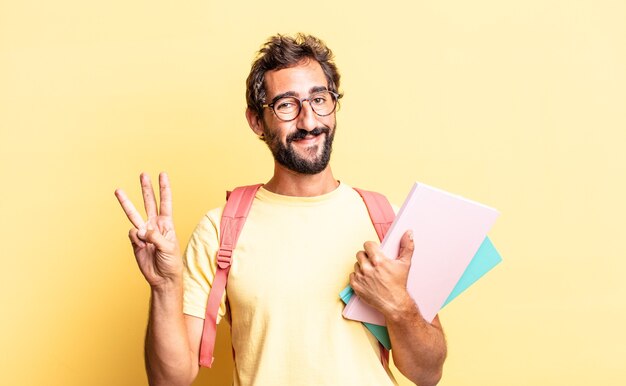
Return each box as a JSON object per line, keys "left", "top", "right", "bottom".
{"left": 321, "top": 114, "right": 336, "bottom": 129}
{"left": 276, "top": 122, "right": 301, "bottom": 138}
{"left": 263, "top": 122, "right": 290, "bottom": 143}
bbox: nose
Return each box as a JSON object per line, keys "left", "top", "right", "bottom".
{"left": 296, "top": 100, "right": 318, "bottom": 132}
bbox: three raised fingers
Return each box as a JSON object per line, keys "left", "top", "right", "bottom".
{"left": 115, "top": 172, "right": 173, "bottom": 229}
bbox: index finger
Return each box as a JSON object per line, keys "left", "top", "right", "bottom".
{"left": 159, "top": 172, "right": 173, "bottom": 217}
{"left": 114, "top": 188, "right": 146, "bottom": 229}
{"left": 363, "top": 240, "right": 382, "bottom": 256}
{"left": 362, "top": 241, "right": 384, "bottom": 264}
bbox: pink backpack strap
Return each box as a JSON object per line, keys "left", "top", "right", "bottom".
{"left": 199, "top": 184, "right": 262, "bottom": 368}
{"left": 353, "top": 187, "right": 395, "bottom": 368}
{"left": 353, "top": 188, "right": 395, "bottom": 242}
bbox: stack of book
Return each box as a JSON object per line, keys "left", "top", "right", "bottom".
{"left": 340, "top": 182, "right": 502, "bottom": 349}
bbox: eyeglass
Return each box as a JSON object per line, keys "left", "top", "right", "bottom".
{"left": 262, "top": 90, "right": 340, "bottom": 122}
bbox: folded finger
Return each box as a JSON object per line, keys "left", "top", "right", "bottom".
{"left": 141, "top": 173, "right": 158, "bottom": 219}
{"left": 363, "top": 241, "right": 384, "bottom": 265}
{"left": 129, "top": 228, "right": 146, "bottom": 248}
{"left": 354, "top": 261, "right": 362, "bottom": 275}
{"left": 115, "top": 189, "right": 146, "bottom": 229}
{"left": 349, "top": 273, "right": 361, "bottom": 291}
{"left": 363, "top": 241, "right": 381, "bottom": 256}
{"left": 356, "top": 251, "right": 370, "bottom": 268}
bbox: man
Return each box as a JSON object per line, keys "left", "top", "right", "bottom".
{"left": 115, "top": 34, "right": 447, "bottom": 386}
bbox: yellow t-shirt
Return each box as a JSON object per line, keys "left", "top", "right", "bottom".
{"left": 183, "top": 183, "right": 397, "bottom": 386}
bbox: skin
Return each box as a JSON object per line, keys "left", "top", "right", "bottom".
{"left": 115, "top": 59, "right": 446, "bottom": 386}
{"left": 351, "top": 232, "right": 447, "bottom": 386}
{"left": 115, "top": 174, "right": 199, "bottom": 386}
{"left": 245, "top": 59, "right": 339, "bottom": 197}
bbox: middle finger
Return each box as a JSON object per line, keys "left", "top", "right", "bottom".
{"left": 141, "top": 172, "right": 158, "bottom": 219}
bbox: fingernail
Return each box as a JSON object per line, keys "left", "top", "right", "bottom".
{"left": 408, "top": 230, "right": 414, "bottom": 241}
{"left": 138, "top": 228, "right": 147, "bottom": 238}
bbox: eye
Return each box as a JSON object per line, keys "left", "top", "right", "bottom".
{"left": 274, "top": 98, "right": 298, "bottom": 112}
{"left": 311, "top": 95, "right": 328, "bottom": 106}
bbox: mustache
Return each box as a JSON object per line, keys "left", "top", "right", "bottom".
{"left": 286, "top": 127, "right": 330, "bottom": 143}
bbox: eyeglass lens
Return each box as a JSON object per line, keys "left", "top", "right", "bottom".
{"left": 273, "top": 91, "right": 336, "bottom": 121}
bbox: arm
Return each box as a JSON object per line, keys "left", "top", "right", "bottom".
{"left": 385, "top": 296, "right": 446, "bottom": 386}
{"left": 115, "top": 172, "right": 202, "bottom": 386}
{"left": 349, "top": 231, "right": 447, "bottom": 386}
{"left": 144, "top": 281, "right": 203, "bottom": 386}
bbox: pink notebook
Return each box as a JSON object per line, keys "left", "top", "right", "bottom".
{"left": 342, "top": 182, "right": 499, "bottom": 325}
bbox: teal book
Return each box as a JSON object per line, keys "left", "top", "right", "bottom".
{"left": 340, "top": 236, "right": 502, "bottom": 350}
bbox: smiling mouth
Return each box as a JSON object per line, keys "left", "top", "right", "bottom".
{"left": 291, "top": 133, "right": 327, "bottom": 150}
{"left": 293, "top": 133, "right": 322, "bottom": 142}
{"left": 287, "top": 127, "right": 330, "bottom": 143}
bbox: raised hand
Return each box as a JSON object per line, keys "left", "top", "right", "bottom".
{"left": 115, "top": 172, "right": 182, "bottom": 288}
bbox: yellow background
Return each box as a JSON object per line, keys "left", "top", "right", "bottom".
{"left": 1, "top": 1, "right": 625, "bottom": 385}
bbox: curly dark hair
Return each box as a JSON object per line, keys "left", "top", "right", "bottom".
{"left": 246, "top": 33, "right": 342, "bottom": 117}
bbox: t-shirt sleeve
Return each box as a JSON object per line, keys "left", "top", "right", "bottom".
{"left": 182, "top": 207, "right": 227, "bottom": 324}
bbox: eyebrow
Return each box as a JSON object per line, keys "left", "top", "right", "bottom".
{"left": 269, "top": 86, "right": 329, "bottom": 104}
{"left": 309, "top": 86, "right": 329, "bottom": 94}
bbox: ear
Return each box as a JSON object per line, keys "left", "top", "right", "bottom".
{"left": 246, "top": 107, "right": 264, "bottom": 136}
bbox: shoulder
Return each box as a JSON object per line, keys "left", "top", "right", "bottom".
{"left": 190, "top": 206, "right": 223, "bottom": 236}
{"left": 184, "top": 205, "right": 228, "bottom": 252}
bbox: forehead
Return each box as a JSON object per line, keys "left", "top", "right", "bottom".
{"left": 264, "top": 59, "right": 328, "bottom": 98}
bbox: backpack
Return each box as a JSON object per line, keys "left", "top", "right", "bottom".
{"left": 199, "top": 184, "right": 396, "bottom": 368}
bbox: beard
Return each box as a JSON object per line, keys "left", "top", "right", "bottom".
{"left": 262, "top": 122, "right": 335, "bottom": 175}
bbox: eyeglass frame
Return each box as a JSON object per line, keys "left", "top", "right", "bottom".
{"left": 261, "top": 90, "right": 341, "bottom": 122}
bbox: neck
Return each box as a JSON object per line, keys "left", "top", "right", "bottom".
{"left": 263, "top": 163, "right": 339, "bottom": 197}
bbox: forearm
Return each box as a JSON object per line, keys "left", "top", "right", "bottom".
{"left": 145, "top": 279, "right": 197, "bottom": 386}
{"left": 351, "top": 233, "right": 446, "bottom": 384}
{"left": 385, "top": 295, "right": 447, "bottom": 386}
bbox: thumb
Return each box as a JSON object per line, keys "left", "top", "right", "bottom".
{"left": 397, "top": 230, "right": 414, "bottom": 262}
{"left": 138, "top": 228, "right": 171, "bottom": 251}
